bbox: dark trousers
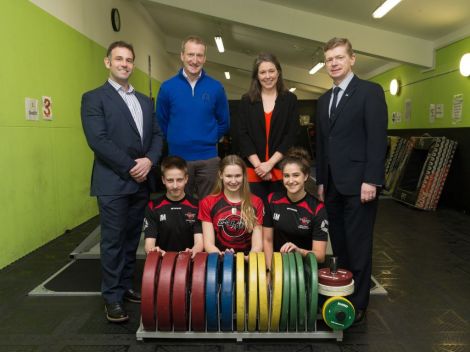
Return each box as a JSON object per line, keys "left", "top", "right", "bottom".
{"left": 325, "top": 174, "right": 378, "bottom": 310}
{"left": 186, "top": 157, "right": 220, "bottom": 199}
{"left": 249, "top": 181, "right": 284, "bottom": 201}
{"left": 97, "top": 188, "right": 148, "bottom": 304}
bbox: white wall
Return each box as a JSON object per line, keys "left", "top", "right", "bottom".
{"left": 30, "top": 0, "right": 177, "bottom": 81}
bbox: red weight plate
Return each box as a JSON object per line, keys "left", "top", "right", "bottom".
{"left": 172, "top": 252, "right": 192, "bottom": 331}
{"left": 190, "top": 252, "right": 208, "bottom": 331}
{"left": 156, "top": 251, "right": 178, "bottom": 331}
{"left": 318, "top": 268, "right": 353, "bottom": 286}
{"left": 140, "top": 251, "right": 162, "bottom": 331}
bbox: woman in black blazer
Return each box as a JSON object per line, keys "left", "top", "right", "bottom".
{"left": 238, "top": 53, "right": 300, "bottom": 200}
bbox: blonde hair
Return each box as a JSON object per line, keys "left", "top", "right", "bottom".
{"left": 211, "top": 155, "right": 258, "bottom": 232}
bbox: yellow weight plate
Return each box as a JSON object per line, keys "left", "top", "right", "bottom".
{"left": 236, "top": 252, "right": 245, "bottom": 332}
{"left": 322, "top": 296, "right": 355, "bottom": 330}
{"left": 270, "top": 252, "right": 283, "bottom": 331}
{"left": 247, "top": 252, "right": 258, "bottom": 332}
{"left": 257, "top": 252, "right": 269, "bottom": 332}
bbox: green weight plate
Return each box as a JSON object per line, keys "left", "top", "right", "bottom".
{"left": 288, "top": 253, "right": 297, "bottom": 331}
{"left": 322, "top": 296, "right": 355, "bottom": 331}
{"left": 304, "top": 253, "right": 318, "bottom": 332}
{"left": 294, "top": 252, "right": 306, "bottom": 331}
{"left": 279, "top": 253, "right": 290, "bottom": 332}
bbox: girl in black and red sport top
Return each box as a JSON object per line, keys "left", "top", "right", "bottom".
{"left": 199, "top": 155, "right": 264, "bottom": 256}
{"left": 263, "top": 147, "right": 329, "bottom": 269}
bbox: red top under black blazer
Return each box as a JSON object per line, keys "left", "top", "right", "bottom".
{"left": 238, "top": 91, "right": 300, "bottom": 169}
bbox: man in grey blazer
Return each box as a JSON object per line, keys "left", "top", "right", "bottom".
{"left": 315, "top": 38, "right": 388, "bottom": 324}
{"left": 81, "top": 41, "right": 163, "bottom": 323}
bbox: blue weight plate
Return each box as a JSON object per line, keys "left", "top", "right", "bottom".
{"left": 220, "top": 252, "right": 234, "bottom": 331}
{"left": 205, "top": 253, "right": 220, "bottom": 331}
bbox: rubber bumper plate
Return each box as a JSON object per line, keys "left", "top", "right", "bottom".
{"left": 220, "top": 252, "right": 234, "bottom": 331}
{"left": 318, "top": 268, "right": 353, "bottom": 286}
{"left": 318, "top": 280, "right": 354, "bottom": 297}
{"left": 141, "top": 251, "right": 162, "bottom": 331}
{"left": 156, "top": 251, "right": 178, "bottom": 331}
{"left": 287, "top": 253, "right": 298, "bottom": 331}
{"left": 205, "top": 252, "right": 220, "bottom": 331}
{"left": 191, "top": 252, "right": 208, "bottom": 332}
{"left": 270, "top": 252, "right": 283, "bottom": 331}
{"left": 247, "top": 252, "right": 258, "bottom": 332}
{"left": 304, "top": 253, "right": 318, "bottom": 331}
{"left": 172, "top": 252, "right": 191, "bottom": 331}
{"left": 257, "top": 252, "right": 269, "bottom": 332}
{"left": 294, "top": 252, "right": 306, "bottom": 331}
{"left": 235, "top": 252, "right": 246, "bottom": 332}
{"left": 279, "top": 253, "right": 290, "bottom": 332}
{"left": 322, "top": 296, "right": 355, "bottom": 330}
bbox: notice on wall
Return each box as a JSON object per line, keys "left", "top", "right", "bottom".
{"left": 392, "top": 111, "right": 402, "bottom": 124}
{"left": 429, "top": 104, "right": 436, "bottom": 123}
{"left": 42, "top": 96, "right": 53, "bottom": 120}
{"left": 435, "top": 104, "right": 444, "bottom": 119}
{"left": 404, "top": 99, "right": 412, "bottom": 123}
{"left": 25, "top": 98, "right": 39, "bottom": 120}
{"left": 452, "top": 94, "right": 463, "bottom": 124}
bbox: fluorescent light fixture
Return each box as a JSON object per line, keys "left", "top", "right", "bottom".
{"left": 224, "top": 71, "right": 231, "bottom": 79}
{"left": 390, "top": 78, "right": 400, "bottom": 96}
{"left": 214, "top": 36, "right": 225, "bottom": 53}
{"left": 289, "top": 87, "right": 296, "bottom": 92}
{"left": 460, "top": 53, "right": 470, "bottom": 77}
{"left": 309, "top": 62, "right": 324, "bottom": 75}
{"left": 372, "top": 0, "right": 402, "bottom": 19}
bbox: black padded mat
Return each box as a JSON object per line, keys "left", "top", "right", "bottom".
{"left": 44, "top": 259, "right": 144, "bottom": 292}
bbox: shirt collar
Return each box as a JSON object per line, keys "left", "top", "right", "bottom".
{"left": 108, "top": 78, "right": 135, "bottom": 94}
{"left": 181, "top": 68, "right": 202, "bottom": 82}
{"left": 332, "top": 72, "right": 354, "bottom": 92}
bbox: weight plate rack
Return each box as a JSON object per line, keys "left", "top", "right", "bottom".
{"left": 137, "top": 251, "right": 349, "bottom": 341}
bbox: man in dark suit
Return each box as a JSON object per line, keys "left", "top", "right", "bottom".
{"left": 81, "top": 41, "right": 163, "bottom": 323}
{"left": 315, "top": 38, "right": 388, "bottom": 323}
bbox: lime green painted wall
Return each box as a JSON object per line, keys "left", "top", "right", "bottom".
{"left": 0, "top": 1, "right": 160, "bottom": 269}
{"left": 371, "top": 37, "right": 470, "bottom": 130}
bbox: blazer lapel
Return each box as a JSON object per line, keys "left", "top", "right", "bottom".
{"left": 103, "top": 82, "right": 141, "bottom": 137}
{"left": 137, "top": 93, "right": 151, "bottom": 145}
{"left": 329, "top": 76, "right": 358, "bottom": 130}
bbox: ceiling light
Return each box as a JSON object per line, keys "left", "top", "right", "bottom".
{"left": 214, "top": 36, "right": 225, "bottom": 53}
{"left": 289, "top": 88, "right": 296, "bottom": 92}
{"left": 390, "top": 78, "right": 400, "bottom": 96}
{"left": 459, "top": 53, "right": 470, "bottom": 77}
{"left": 309, "top": 62, "right": 324, "bottom": 75}
{"left": 224, "top": 71, "right": 230, "bottom": 79}
{"left": 372, "top": 0, "right": 402, "bottom": 19}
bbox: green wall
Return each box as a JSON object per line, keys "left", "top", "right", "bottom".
{"left": 371, "top": 37, "right": 470, "bottom": 129}
{"left": 0, "top": 1, "right": 160, "bottom": 269}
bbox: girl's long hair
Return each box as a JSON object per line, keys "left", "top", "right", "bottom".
{"left": 211, "top": 155, "right": 258, "bottom": 232}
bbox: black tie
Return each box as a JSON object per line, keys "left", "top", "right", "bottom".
{"left": 329, "top": 86, "right": 341, "bottom": 118}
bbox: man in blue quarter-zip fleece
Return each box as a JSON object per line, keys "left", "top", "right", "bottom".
{"left": 156, "top": 35, "right": 230, "bottom": 199}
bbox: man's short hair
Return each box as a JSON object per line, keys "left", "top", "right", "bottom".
{"left": 181, "top": 35, "right": 206, "bottom": 54}
{"left": 323, "top": 37, "right": 354, "bottom": 57}
{"left": 161, "top": 156, "right": 188, "bottom": 175}
{"left": 106, "top": 41, "right": 135, "bottom": 60}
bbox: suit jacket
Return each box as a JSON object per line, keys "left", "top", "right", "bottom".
{"left": 315, "top": 75, "right": 388, "bottom": 195}
{"left": 238, "top": 91, "right": 299, "bottom": 167}
{"left": 81, "top": 81, "right": 163, "bottom": 196}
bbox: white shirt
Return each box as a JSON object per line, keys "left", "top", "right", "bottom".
{"left": 108, "top": 78, "right": 144, "bottom": 139}
{"left": 328, "top": 72, "right": 355, "bottom": 114}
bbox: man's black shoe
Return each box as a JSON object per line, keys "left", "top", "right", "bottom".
{"left": 105, "top": 302, "right": 129, "bottom": 323}
{"left": 124, "top": 289, "right": 141, "bottom": 303}
{"left": 354, "top": 309, "right": 366, "bottom": 325}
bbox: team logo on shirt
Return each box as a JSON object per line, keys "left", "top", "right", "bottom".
{"left": 273, "top": 213, "right": 280, "bottom": 221}
{"left": 143, "top": 218, "right": 149, "bottom": 230}
{"left": 217, "top": 214, "right": 245, "bottom": 238}
{"left": 298, "top": 217, "right": 311, "bottom": 230}
{"left": 320, "top": 220, "right": 329, "bottom": 234}
{"left": 185, "top": 211, "right": 196, "bottom": 223}
{"left": 160, "top": 214, "right": 166, "bottom": 222}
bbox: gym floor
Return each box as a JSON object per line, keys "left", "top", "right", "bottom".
{"left": 0, "top": 198, "right": 469, "bottom": 352}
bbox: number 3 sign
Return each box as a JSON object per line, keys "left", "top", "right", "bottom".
{"left": 42, "top": 96, "right": 53, "bottom": 120}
